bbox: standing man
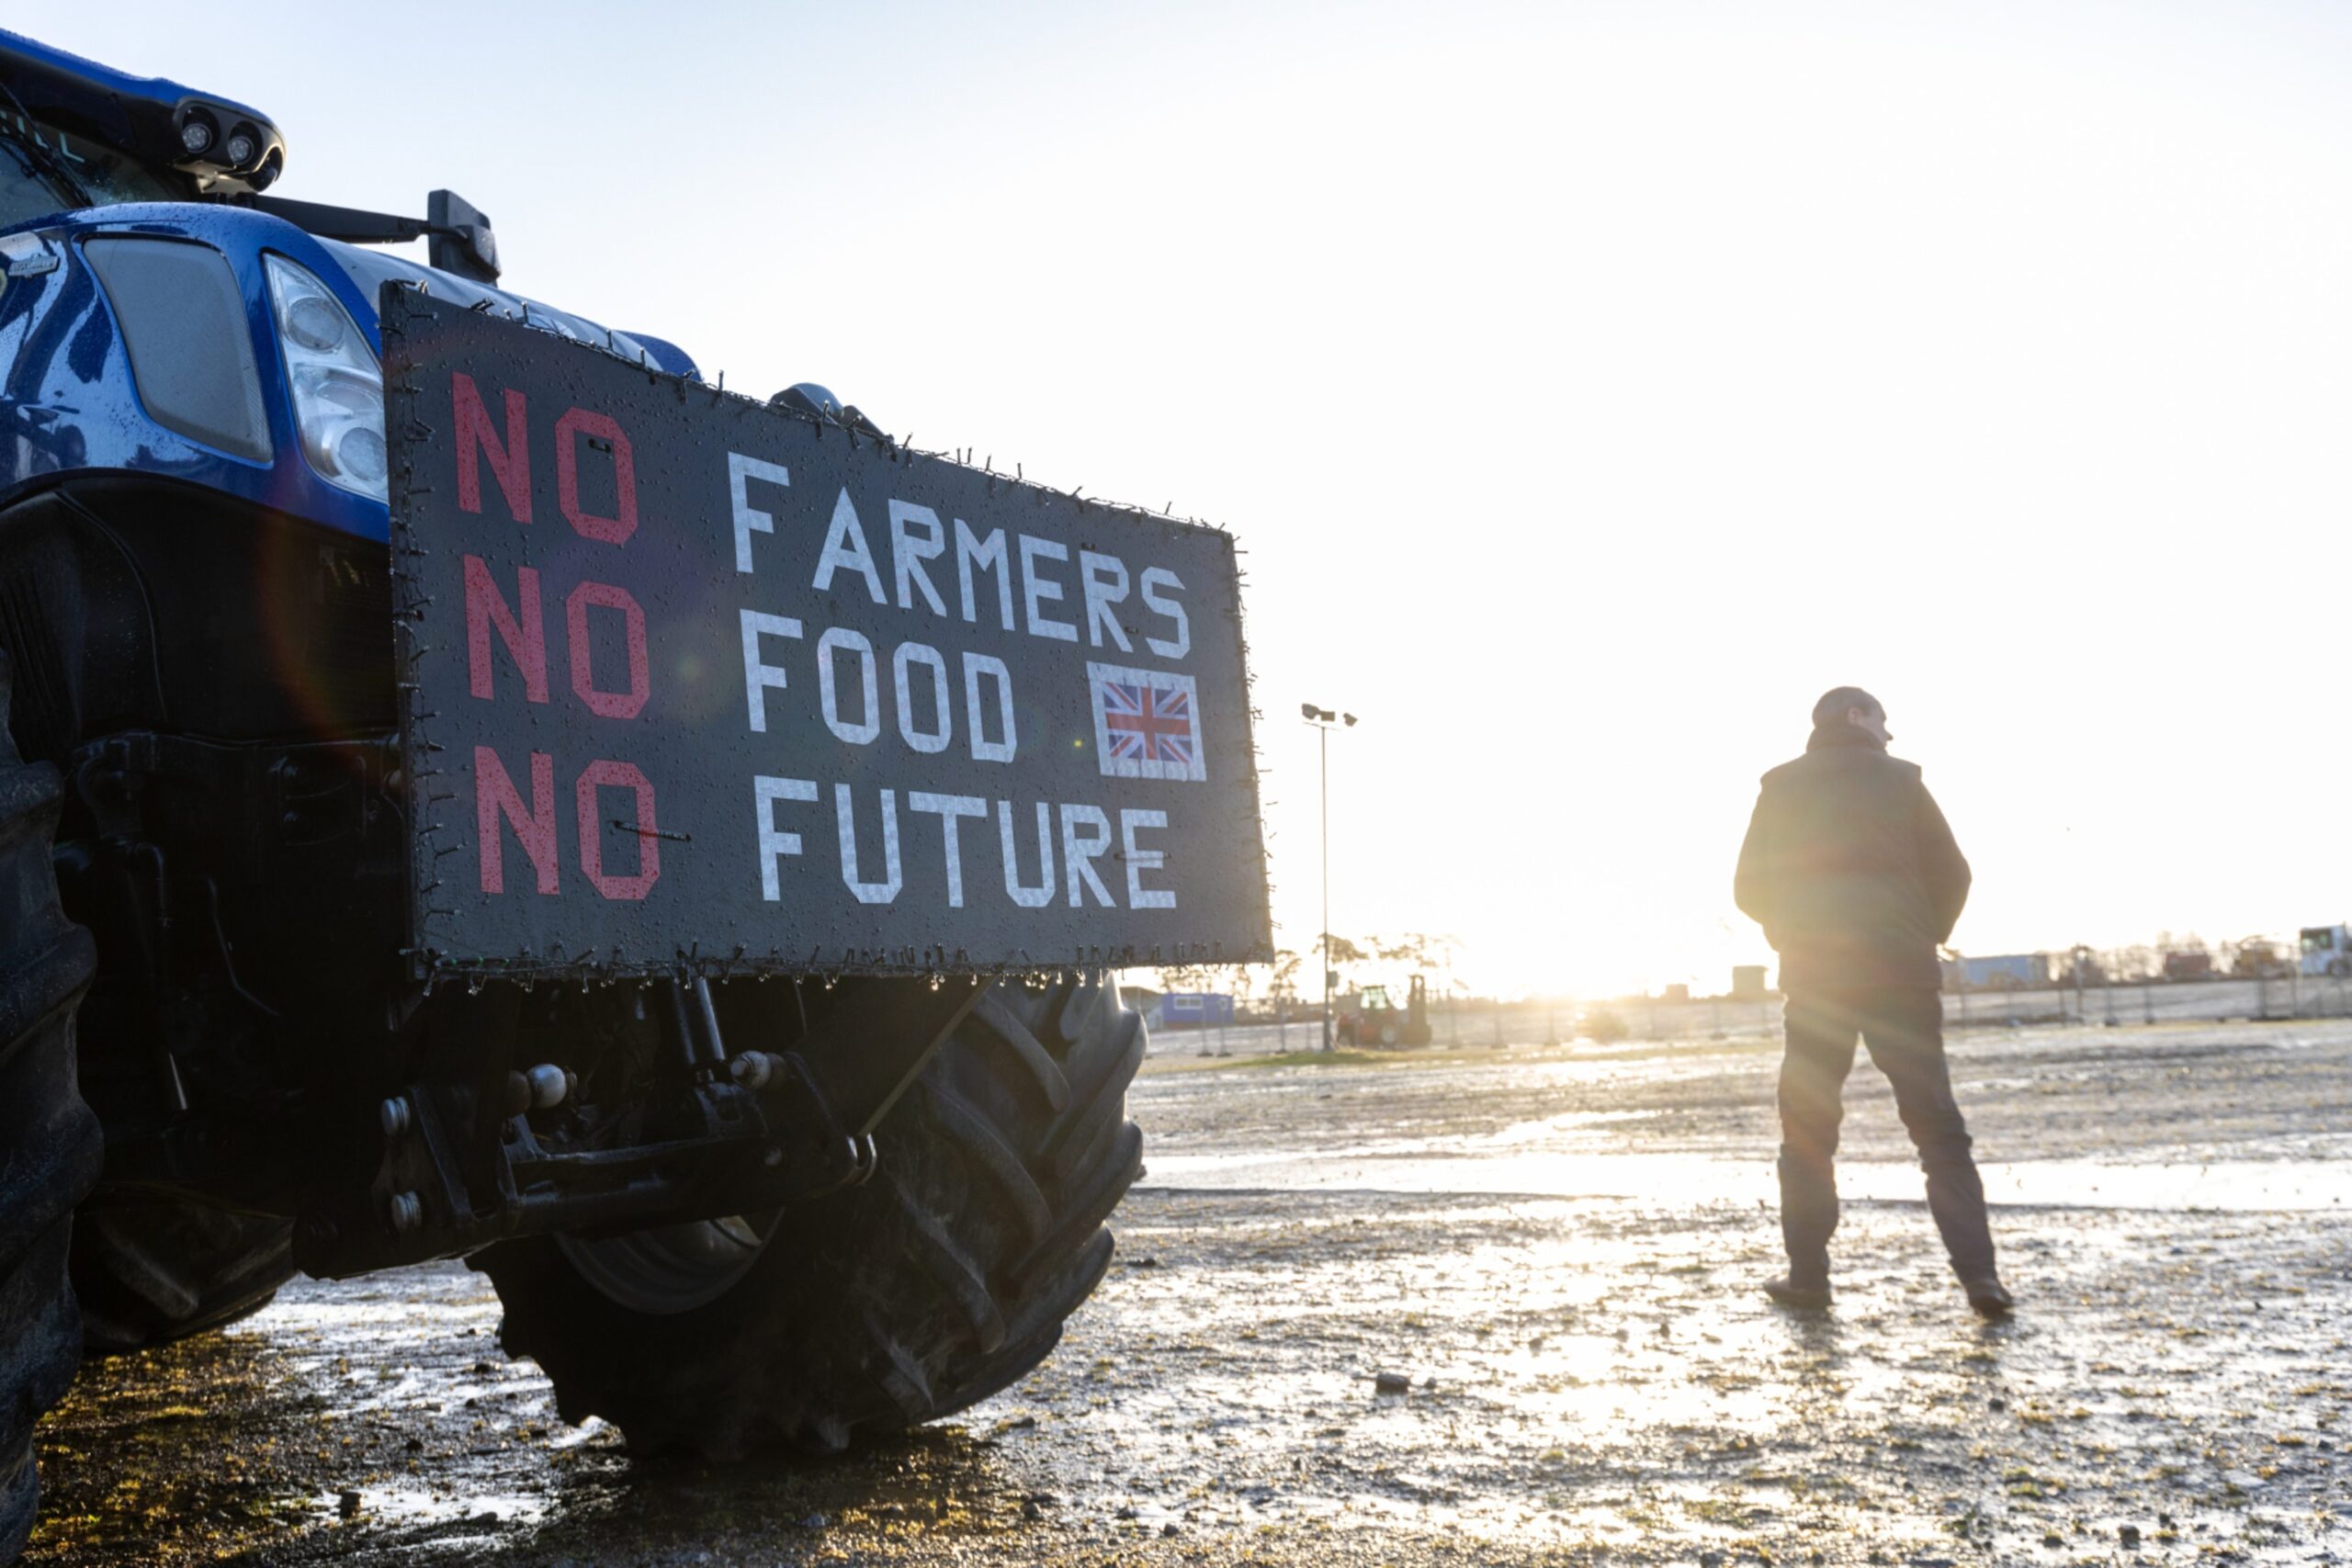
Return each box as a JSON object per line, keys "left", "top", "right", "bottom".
{"left": 1734, "top": 687, "right": 2012, "bottom": 1317}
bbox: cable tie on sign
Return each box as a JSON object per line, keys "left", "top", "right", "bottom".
{"left": 609, "top": 819, "right": 691, "bottom": 843}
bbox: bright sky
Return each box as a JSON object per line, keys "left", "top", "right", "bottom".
{"left": 35, "top": 1, "right": 2352, "bottom": 998}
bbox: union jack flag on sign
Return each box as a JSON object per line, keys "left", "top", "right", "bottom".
{"left": 1087, "top": 662, "right": 1207, "bottom": 782}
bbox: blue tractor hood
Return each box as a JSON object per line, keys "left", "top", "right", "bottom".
{"left": 0, "top": 28, "right": 697, "bottom": 547}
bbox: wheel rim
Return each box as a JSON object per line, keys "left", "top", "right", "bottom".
{"left": 557, "top": 1212, "right": 779, "bottom": 1314}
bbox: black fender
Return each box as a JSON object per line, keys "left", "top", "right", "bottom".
{"left": 0, "top": 473, "right": 393, "bottom": 766}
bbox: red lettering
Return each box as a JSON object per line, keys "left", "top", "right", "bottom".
{"left": 565, "top": 581, "right": 650, "bottom": 719}
{"left": 475, "top": 746, "right": 558, "bottom": 895}
{"left": 576, "top": 760, "right": 660, "bottom": 900}
{"left": 452, "top": 373, "right": 531, "bottom": 522}
{"left": 463, "top": 555, "right": 548, "bottom": 704}
{"left": 554, "top": 407, "right": 637, "bottom": 545}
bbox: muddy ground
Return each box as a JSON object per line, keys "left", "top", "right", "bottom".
{"left": 27, "top": 1019, "right": 2352, "bottom": 1565}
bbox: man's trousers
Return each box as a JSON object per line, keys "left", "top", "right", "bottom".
{"left": 1776, "top": 985, "right": 1996, "bottom": 1284}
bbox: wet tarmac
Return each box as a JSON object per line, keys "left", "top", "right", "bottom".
{"left": 26, "top": 1019, "right": 2352, "bottom": 1565}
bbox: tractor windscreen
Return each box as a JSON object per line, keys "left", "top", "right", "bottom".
{"left": 0, "top": 104, "right": 180, "bottom": 228}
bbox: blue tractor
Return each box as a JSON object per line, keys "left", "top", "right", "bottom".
{"left": 0, "top": 33, "right": 1147, "bottom": 1554}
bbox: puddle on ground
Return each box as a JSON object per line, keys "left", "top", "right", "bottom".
{"left": 1144, "top": 1149, "right": 2352, "bottom": 1210}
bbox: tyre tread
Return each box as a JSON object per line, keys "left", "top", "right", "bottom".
{"left": 69, "top": 1197, "right": 295, "bottom": 1355}
{"left": 477, "top": 974, "right": 1147, "bottom": 1459}
{"left": 0, "top": 649, "right": 101, "bottom": 1561}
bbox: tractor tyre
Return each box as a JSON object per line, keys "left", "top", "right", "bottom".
{"left": 477, "top": 973, "right": 1146, "bottom": 1457}
{"left": 70, "top": 1192, "right": 295, "bottom": 1353}
{"left": 0, "top": 649, "right": 103, "bottom": 1559}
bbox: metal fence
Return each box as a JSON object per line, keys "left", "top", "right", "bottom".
{"left": 1138, "top": 973, "right": 2352, "bottom": 1058}
{"left": 1142, "top": 995, "right": 1770, "bottom": 1056}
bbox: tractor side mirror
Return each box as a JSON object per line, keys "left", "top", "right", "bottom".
{"left": 428, "top": 190, "right": 500, "bottom": 285}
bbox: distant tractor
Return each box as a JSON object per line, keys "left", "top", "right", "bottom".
{"left": 1336, "top": 976, "right": 1434, "bottom": 1048}
{"left": 2231, "top": 939, "right": 2287, "bottom": 978}
{"left": 2300, "top": 925, "right": 2352, "bottom": 977}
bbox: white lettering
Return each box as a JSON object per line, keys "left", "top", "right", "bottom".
{"left": 813, "top": 488, "right": 886, "bottom": 604}
{"left": 1059, "top": 803, "right": 1115, "bottom": 907}
{"left": 1121, "top": 807, "right": 1175, "bottom": 908}
{"left": 892, "top": 641, "right": 952, "bottom": 754}
{"left": 999, "top": 799, "right": 1056, "bottom": 908}
{"left": 956, "top": 518, "right": 1014, "bottom": 630}
{"left": 1141, "top": 567, "right": 1188, "bottom": 660}
{"left": 1020, "top": 534, "right": 1079, "bottom": 643}
{"left": 835, "top": 783, "right": 902, "bottom": 904}
{"left": 909, "top": 791, "right": 988, "bottom": 908}
{"left": 816, "top": 626, "right": 880, "bottom": 744}
{"left": 1080, "top": 550, "right": 1133, "bottom": 651}
{"left": 888, "top": 501, "right": 948, "bottom": 615}
{"left": 963, "top": 652, "right": 1017, "bottom": 763}
{"left": 728, "top": 453, "right": 788, "bottom": 574}
{"left": 739, "top": 609, "right": 802, "bottom": 733}
{"left": 752, "top": 775, "right": 818, "bottom": 900}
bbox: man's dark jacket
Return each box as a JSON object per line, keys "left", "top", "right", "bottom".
{"left": 1734, "top": 725, "right": 1971, "bottom": 992}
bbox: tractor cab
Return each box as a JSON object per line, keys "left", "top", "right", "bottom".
{"left": 0, "top": 31, "right": 288, "bottom": 222}
{"left": 2300, "top": 925, "right": 2352, "bottom": 978}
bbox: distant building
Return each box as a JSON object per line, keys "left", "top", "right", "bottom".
{"left": 1940, "top": 953, "right": 2052, "bottom": 991}
{"left": 1660, "top": 983, "right": 1690, "bottom": 1004}
{"left": 1730, "top": 965, "right": 1769, "bottom": 999}
{"left": 1151, "top": 992, "right": 1235, "bottom": 1030}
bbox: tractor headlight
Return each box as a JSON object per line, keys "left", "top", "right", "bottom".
{"left": 264, "top": 254, "right": 387, "bottom": 502}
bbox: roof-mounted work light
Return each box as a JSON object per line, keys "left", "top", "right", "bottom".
{"left": 168, "top": 99, "right": 285, "bottom": 195}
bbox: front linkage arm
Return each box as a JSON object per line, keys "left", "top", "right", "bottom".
{"left": 294, "top": 974, "right": 984, "bottom": 1278}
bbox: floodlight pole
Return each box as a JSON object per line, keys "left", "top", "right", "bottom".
{"left": 1319, "top": 719, "right": 1330, "bottom": 1052}
{"left": 1301, "top": 703, "right": 1355, "bottom": 1053}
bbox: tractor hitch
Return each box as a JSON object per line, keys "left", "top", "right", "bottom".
{"left": 293, "top": 975, "right": 981, "bottom": 1277}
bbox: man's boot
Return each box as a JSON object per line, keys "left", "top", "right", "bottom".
{"left": 1762, "top": 1273, "right": 1831, "bottom": 1309}
{"left": 1771, "top": 1146, "right": 1837, "bottom": 1309}
{"left": 1918, "top": 1143, "right": 2008, "bottom": 1317}
{"left": 1959, "top": 1272, "right": 2014, "bottom": 1318}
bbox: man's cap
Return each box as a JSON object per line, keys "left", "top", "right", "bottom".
{"left": 1812, "top": 686, "right": 1881, "bottom": 728}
